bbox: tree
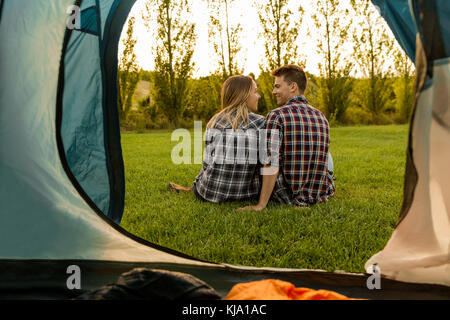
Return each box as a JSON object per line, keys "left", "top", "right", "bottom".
{"left": 311, "top": 0, "right": 353, "bottom": 121}
{"left": 304, "top": 72, "right": 321, "bottom": 111}
{"left": 184, "top": 75, "right": 222, "bottom": 123}
{"left": 256, "top": 0, "right": 304, "bottom": 113}
{"left": 257, "top": 0, "right": 304, "bottom": 71}
{"left": 142, "top": 0, "right": 197, "bottom": 127}
{"left": 207, "top": 0, "right": 244, "bottom": 80}
{"left": 351, "top": 0, "right": 395, "bottom": 123}
{"left": 118, "top": 16, "right": 140, "bottom": 122}
{"left": 254, "top": 71, "right": 272, "bottom": 115}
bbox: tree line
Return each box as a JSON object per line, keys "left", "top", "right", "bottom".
{"left": 118, "top": 0, "right": 415, "bottom": 131}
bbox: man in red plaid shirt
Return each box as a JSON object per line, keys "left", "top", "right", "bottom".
{"left": 241, "top": 65, "right": 335, "bottom": 210}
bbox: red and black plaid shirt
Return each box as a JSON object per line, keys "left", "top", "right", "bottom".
{"left": 266, "top": 95, "right": 335, "bottom": 206}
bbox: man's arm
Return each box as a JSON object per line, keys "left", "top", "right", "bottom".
{"left": 238, "top": 165, "right": 278, "bottom": 211}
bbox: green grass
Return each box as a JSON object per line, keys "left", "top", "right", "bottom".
{"left": 120, "top": 124, "right": 409, "bottom": 273}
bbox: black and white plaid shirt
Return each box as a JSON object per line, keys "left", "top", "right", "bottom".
{"left": 194, "top": 112, "right": 266, "bottom": 203}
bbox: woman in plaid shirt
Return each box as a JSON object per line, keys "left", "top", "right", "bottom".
{"left": 168, "top": 75, "right": 266, "bottom": 203}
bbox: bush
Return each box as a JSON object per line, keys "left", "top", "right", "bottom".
{"left": 341, "top": 106, "right": 373, "bottom": 125}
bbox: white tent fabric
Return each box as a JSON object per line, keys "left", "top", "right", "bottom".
{"left": 365, "top": 57, "right": 450, "bottom": 285}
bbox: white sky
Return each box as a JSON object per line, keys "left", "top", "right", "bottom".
{"left": 119, "top": 0, "right": 405, "bottom": 78}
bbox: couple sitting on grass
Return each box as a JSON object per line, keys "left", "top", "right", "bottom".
{"left": 169, "top": 64, "right": 335, "bottom": 210}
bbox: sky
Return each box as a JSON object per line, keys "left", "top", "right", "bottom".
{"left": 118, "top": 0, "right": 406, "bottom": 79}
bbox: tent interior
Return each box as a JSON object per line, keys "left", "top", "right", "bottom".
{"left": 0, "top": 0, "right": 449, "bottom": 299}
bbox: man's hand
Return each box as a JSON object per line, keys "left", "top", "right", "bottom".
{"left": 237, "top": 204, "right": 266, "bottom": 211}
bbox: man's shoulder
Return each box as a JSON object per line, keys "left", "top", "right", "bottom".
{"left": 267, "top": 104, "right": 329, "bottom": 129}
{"left": 286, "top": 99, "right": 328, "bottom": 120}
{"left": 266, "top": 104, "right": 299, "bottom": 120}
{"left": 302, "top": 103, "right": 326, "bottom": 117}
{"left": 266, "top": 107, "right": 284, "bottom": 120}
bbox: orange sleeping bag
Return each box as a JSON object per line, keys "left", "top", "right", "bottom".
{"left": 225, "top": 279, "right": 358, "bottom": 300}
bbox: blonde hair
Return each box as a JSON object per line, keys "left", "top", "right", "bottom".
{"left": 207, "top": 75, "right": 254, "bottom": 131}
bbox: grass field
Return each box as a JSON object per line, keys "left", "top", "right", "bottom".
{"left": 120, "top": 124, "right": 409, "bottom": 273}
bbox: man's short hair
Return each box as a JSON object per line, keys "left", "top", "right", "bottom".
{"left": 271, "top": 65, "right": 307, "bottom": 94}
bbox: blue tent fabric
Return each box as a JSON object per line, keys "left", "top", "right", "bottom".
{"left": 434, "top": 0, "right": 450, "bottom": 58}
{"left": 411, "top": 0, "right": 450, "bottom": 62}
{"left": 63, "top": 5, "right": 110, "bottom": 216}
{"left": 61, "top": 0, "right": 135, "bottom": 223}
{"left": 0, "top": 0, "right": 4, "bottom": 22}
{"left": 371, "top": 0, "right": 417, "bottom": 62}
{"left": 101, "top": 0, "right": 137, "bottom": 222}
{"left": 372, "top": 0, "right": 450, "bottom": 63}
{"left": 77, "top": 6, "right": 100, "bottom": 36}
